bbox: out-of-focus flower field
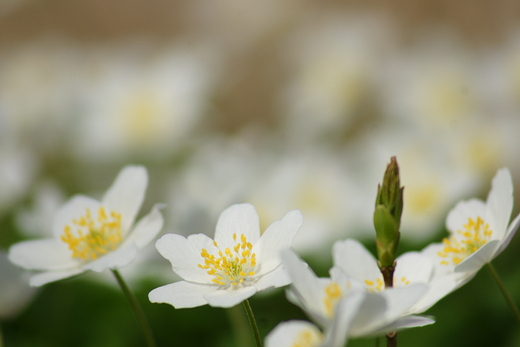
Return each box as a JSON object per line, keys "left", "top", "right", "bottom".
{"left": 1, "top": 1, "right": 520, "bottom": 346}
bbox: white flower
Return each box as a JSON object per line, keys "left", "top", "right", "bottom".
{"left": 148, "top": 203, "right": 303, "bottom": 308}
{"left": 265, "top": 291, "right": 365, "bottom": 347}
{"left": 423, "top": 168, "right": 520, "bottom": 275}
{"left": 333, "top": 239, "right": 459, "bottom": 314}
{"left": 8, "top": 166, "right": 164, "bottom": 287}
{"left": 282, "top": 250, "right": 434, "bottom": 339}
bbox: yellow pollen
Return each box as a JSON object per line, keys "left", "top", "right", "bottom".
{"left": 438, "top": 216, "right": 493, "bottom": 266}
{"left": 323, "top": 282, "right": 342, "bottom": 318}
{"left": 198, "top": 233, "right": 257, "bottom": 287}
{"left": 60, "top": 207, "right": 123, "bottom": 261}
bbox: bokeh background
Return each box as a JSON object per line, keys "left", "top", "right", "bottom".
{"left": 1, "top": 1, "right": 520, "bottom": 346}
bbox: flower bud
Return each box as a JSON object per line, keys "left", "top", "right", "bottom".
{"left": 374, "top": 157, "right": 403, "bottom": 268}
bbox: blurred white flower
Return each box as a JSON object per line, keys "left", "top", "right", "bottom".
{"left": 166, "top": 134, "right": 272, "bottom": 238}
{"left": 8, "top": 166, "right": 164, "bottom": 286}
{"left": 247, "top": 147, "right": 364, "bottom": 255}
{"left": 0, "top": 38, "right": 82, "bottom": 152}
{"left": 74, "top": 43, "right": 220, "bottom": 161}
{"left": 149, "top": 203, "right": 302, "bottom": 308}
{"left": 381, "top": 34, "right": 481, "bottom": 131}
{"left": 278, "top": 13, "right": 397, "bottom": 141}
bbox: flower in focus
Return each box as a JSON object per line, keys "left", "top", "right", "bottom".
{"left": 333, "top": 238, "right": 460, "bottom": 314}
{"left": 8, "top": 166, "right": 164, "bottom": 286}
{"left": 423, "top": 168, "right": 520, "bottom": 275}
{"left": 282, "top": 250, "right": 434, "bottom": 339}
{"left": 149, "top": 203, "right": 303, "bottom": 308}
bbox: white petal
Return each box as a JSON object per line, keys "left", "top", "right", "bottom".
{"left": 368, "top": 315, "right": 435, "bottom": 336}
{"left": 125, "top": 204, "right": 164, "bottom": 248}
{"left": 281, "top": 250, "right": 327, "bottom": 318}
{"left": 349, "top": 292, "right": 387, "bottom": 337}
{"left": 8, "top": 239, "right": 79, "bottom": 271}
{"left": 254, "top": 265, "right": 291, "bottom": 291}
{"left": 324, "top": 291, "right": 366, "bottom": 347}
{"left": 265, "top": 321, "right": 323, "bottom": 347}
{"left": 409, "top": 272, "right": 465, "bottom": 314}
{"left": 102, "top": 166, "right": 148, "bottom": 233}
{"left": 82, "top": 244, "right": 138, "bottom": 272}
{"left": 52, "top": 195, "right": 101, "bottom": 240}
{"left": 381, "top": 284, "right": 428, "bottom": 322}
{"left": 496, "top": 213, "right": 520, "bottom": 256}
{"left": 254, "top": 210, "right": 303, "bottom": 275}
{"left": 486, "top": 168, "right": 513, "bottom": 240}
{"left": 394, "top": 252, "right": 433, "bottom": 285}
{"left": 214, "top": 204, "right": 260, "bottom": 248}
{"left": 454, "top": 240, "right": 500, "bottom": 273}
{"left": 155, "top": 233, "right": 213, "bottom": 283}
{"left": 30, "top": 268, "right": 84, "bottom": 287}
{"left": 204, "top": 286, "right": 258, "bottom": 308}
{"left": 333, "top": 239, "right": 381, "bottom": 284}
{"left": 149, "top": 281, "right": 215, "bottom": 308}
{"left": 445, "top": 199, "right": 486, "bottom": 233}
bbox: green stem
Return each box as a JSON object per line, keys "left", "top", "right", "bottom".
{"left": 242, "top": 299, "right": 263, "bottom": 347}
{"left": 486, "top": 263, "right": 520, "bottom": 325}
{"left": 112, "top": 269, "right": 156, "bottom": 347}
{"left": 227, "top": 304, "right": 253, "bottom": 347}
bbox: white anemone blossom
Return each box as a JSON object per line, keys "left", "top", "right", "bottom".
{"left": 423, "top": 168, "right": 520, "bottom": 276}
{"left": 149, "top": 203, "right": 303, "bottom": 308}
{"left": 282, "top": 250, "right": 434, "bottom": 340}
{"left": 8, "top": 166, "right": 164, "bottom": 287}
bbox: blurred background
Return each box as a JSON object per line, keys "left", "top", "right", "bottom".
{"left": 1, "top": 1, "right": 520, "bottom": 346}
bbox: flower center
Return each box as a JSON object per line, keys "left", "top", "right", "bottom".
{"left": 198, "top": 233, "right": 257, "bottom": 287}
{"left": 291, "top": 327, "right": 324, "bottom": 347}
{"left": 323, "top": 282, "right": 343, "bottom": 318}
{"left": 61, "top": 207, "right": 123, "bottom": 261}
{"left": 437, "top": 216, "right": 493, "bottom": 265}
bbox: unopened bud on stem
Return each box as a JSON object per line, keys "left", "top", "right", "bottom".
{"left": 374, "top": 156, "right": 403, "bottom": 269}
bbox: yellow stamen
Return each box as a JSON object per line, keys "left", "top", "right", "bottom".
{"left": 61, "top": 207, "right": 123, "bottom": 261}
{"left": 438, "top": 216, "right": 493, "bottom": 266}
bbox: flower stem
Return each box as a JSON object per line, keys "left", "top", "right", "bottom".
{"left": 112, "top": 269, "right": 156, "bottom": 347}
{"left": 486, "top": 262, "right": 520, "bottom": 325}
{"left": 242, "top": 299, "right": 263, "bottom": 347}
{"left": 227, "top": 304, "right": 254, "bottom": 347}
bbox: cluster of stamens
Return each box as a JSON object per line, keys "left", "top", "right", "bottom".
{"left": 437, "top": 216, "right": 493, "bottom": 265}
{"left": 198, "top": 233, "right": 257, "bottom": 287}
{"left": 61, "top": 207, "right": 123, "bottom": 261}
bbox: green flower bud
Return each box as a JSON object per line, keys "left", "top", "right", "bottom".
{"left": 374, "top": 157, "right": 404, "bottom": 268}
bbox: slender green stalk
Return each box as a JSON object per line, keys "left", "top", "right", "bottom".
{"left": 242, "top": 299, "right": 263, "bottom": 347}
{"left": 486, "top": 263, "right": 520, "bottom": 325}
{"left": 112, "top": 269, "right": 156, "bottom": 347}
{"left": 227, "top": 304, "right": 254, "bottom": 347}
